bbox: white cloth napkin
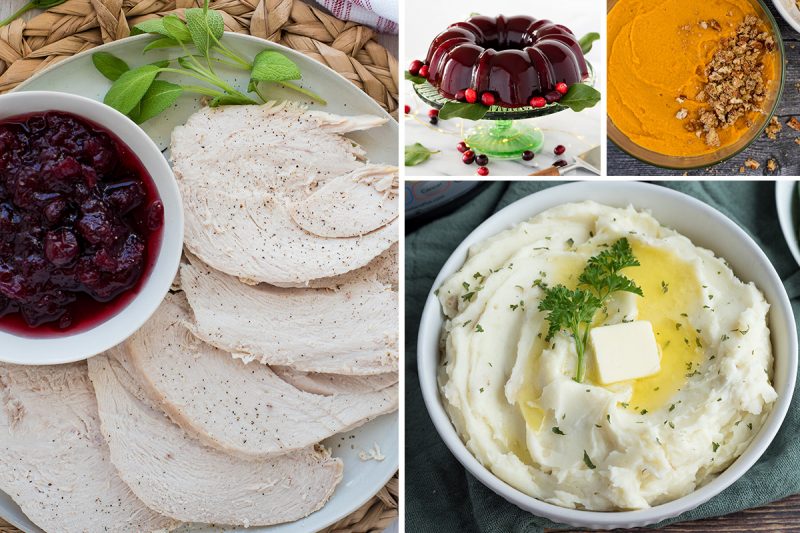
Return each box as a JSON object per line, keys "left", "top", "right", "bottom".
{"left": 312, "top": 0, "right": 398, "bottom": 33}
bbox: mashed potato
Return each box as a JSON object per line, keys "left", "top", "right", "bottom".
{"left": 437, "top": 202, "right": 777, "bottom": 510}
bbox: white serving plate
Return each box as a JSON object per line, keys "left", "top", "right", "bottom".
{"left": 5, "top": 33, "right": 398, "bottom": 533}
{"left": 775, "top": 180, "right": 800, "bottom": 267}
{"left": 417, "top": 181, "right": 797, "bottom": 529}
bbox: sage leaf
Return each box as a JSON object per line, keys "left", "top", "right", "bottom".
{"left": 132, "top": 18, "right": 169, "bottom": 37}
{"left": 103, "top": 64, "right": 161, "bottom": 115}
{"left": 162, "top": 14, "right": 192, "bottom": 43}
{"left": 135, "top": 80, "right": 183, "bottom": 123}
{"left": 185, "top": 7, "right": 224, "bottom": 57}
{"left": 251, "top": 50, "right": 301, "bottom": 82}
{"left": 209, "top": 93, "right": 258, "bottom": 107}
{"left": 438, "top": 102, "right": 489, "bottom": 121}
{"left": 579, "top": 32, "right": 600, "bottom": 55}
{"left": 405, "top": 143, "right": 439, "bottom": 166}
{"left": 143, "top": 37, "right": 178, "bottom": 53}
{"left": 559, "top": 83, "right": 602, "bottom": 112}
{"left": 92, "top": 52, "right": 129, "bottom": 82}
{"left": 405, "top": 71, "right": 426, "bottom": 84}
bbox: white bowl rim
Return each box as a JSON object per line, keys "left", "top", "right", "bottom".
{"left": 417, "top": 181, "right": 798, "bottom": 529}
{"left": 0, "top": 91, "right": 184, "bottom": 365}
{"left": 771, "top": 0, "right": 800, "bottom": 36}
{"left": 774, "top": 180, "right": 800, "bottom": 267}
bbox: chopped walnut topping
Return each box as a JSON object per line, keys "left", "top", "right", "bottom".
{"left": 787, "top": 117, "right": 800, "bottom": 131}
{"left": 675, "top": 108, "right": 688, "bottom": 120}
{"left": 676, "top": 95, "right": 687, "bottom": 104}
{"left": 765, "top": 116, "right": 782, "bottom": 140}
{"left": 794, "top": 137, "right": 800, "bottom": 145}
{"left": 744, "top": 158, "right": 760, "bottom": 170}
{"left": 687, "top": 16, "right": 774, "bottom": 147}
{"left": 700, "top": 20, "right": 709, "bottom": 29}
{"left": 739, "top": 166, "right": 746, "bottom": 173}
{"left": 766, "top": 159, "right": 777, "bottom": 173}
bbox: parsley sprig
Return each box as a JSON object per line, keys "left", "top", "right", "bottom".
{"left": 538, "top": 238, "right": 643, "bottom": 382}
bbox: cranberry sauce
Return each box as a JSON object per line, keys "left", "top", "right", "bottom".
{"left": 0, "top": 111, "right": 164, "bottom": 336}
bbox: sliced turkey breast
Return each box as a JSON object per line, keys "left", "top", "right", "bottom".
{"left": 125, "top": 293, "right": 398, "bottom": 458}
{"left": 273, "top": 367, "right": 398, "bottom": 396}
{"left": 181, "top": 253, "right": 397, "bottom": 375}
{"left": 171, "top": 102, "right": 398, "bottom": 286}
{"left": 0, "top": 363, "right": 175, "bottom": 533}
{"left": 295, "top": 243, "right": 398, "bottom": 290}
{"left": 88, "top": 350, "right": 343, "bottom": 526}
{"left": 288, "top": 164, "right": 398, "bottom": 238}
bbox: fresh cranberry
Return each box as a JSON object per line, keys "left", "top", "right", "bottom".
{"left": 554, "top": 145, "right": 566, "bottom": 156}
{"left": 419, "top": 65, "right": 430, "bottom": 78}
{"left": 462, "top": 151, "right": 476, "bottom": 164}
{"left": 481, "top": 92, "right": 496, "bottom": 106}
{"left": 475, "top": 154, "right": 489, "bottom": 166}
{"left": 428, "top": 109, "right": 439, "bottom": 118}
{"left": 44, "top": 229, "right": 79, "bottom": 267}
{"left": 530, "top": 97, "right": 546, "bottom": 108}
{"left": 544, "top": 91, "right": 562, "bottom": 104}
{"left": 554, "top": 159, "right": 568, "bottom": 167}
{"left": 465, "top": 89, "right": 478, "bottom": 104}
{"left": 404, "top": 105, "right": 411, "bottom": 114}
{"left": 522, "top": 150, "right": 535, "bottom": 161}
{"left": 457, "top": 141, "right": 469, "bottom": 153}
{"left": 408, "top": 60, "right": 423, "bottom": 76}
{"left": 455, "top": 90, "right": 467, "bottom": 102}
{"left": 555, "top": 82, "right": 569, "bottom": 95}
{"left": 477, "top": 166, "right": 489, "bottom": 176}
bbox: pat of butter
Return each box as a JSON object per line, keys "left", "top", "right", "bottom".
{"left": 589, "top": 321, "right": 660, "bottom": 384}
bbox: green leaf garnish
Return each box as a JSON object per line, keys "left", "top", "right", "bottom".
{"left": 92, "top": 0, "right": 322, "bottom": 123}
{"left": 579, "top": 32, "right": 600, "bottom": 54}
{"left": 405, "top": 143, "right": 439, "bottom": 166}
{"left": 104, "top": 64, "right": 161, "bottom": 115}
{"left": 438, "top": 102, "right": 489, "bottom": 121}
{"left": 134, "top": 80, "right": 183, "bottom": 124}
{"left": 559, "top": 83, "right": 602, "bottom": 112}
{"left": 251, "top": 50, "right": 302, "bottom": 82}
{"left": 538, "top": 238, "right": 643, "bottom": 382}
{"left": 92, "top": 52, "right": 129, "bottom": 82}
{"left": 162, "top": 14, "right": 192, "bottom": 43}
{"left": 583, "top": 450, "right": 596, "bottom": 469}
{"left": 405, "top": 71, "right": 426, "bottom": 84}
{"left": 185, "top": 6, "right": 224, "bottom": 58}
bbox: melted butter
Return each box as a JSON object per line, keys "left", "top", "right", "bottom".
{"left": 623, "top": 243, "right": 705, "bottom": 412}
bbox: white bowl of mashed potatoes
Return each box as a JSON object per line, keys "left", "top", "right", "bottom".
{"left": 417, "top": 181, "right": 797, "bottom": 529}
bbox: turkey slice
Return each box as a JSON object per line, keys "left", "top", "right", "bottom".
{"left": 171, "top": 102, "right": 398, "bottom": 286}
{"left": 273, "top": 367, "right": 398, "bottom": 396}
{"left": 288, "top": 164, "right": 398, "bottom": 238}
{"left": 291, "top": 243, "right": 398, "bottom": 290}
{"left": 0, "top": 362, "right": 175, "bottom": 533}
{"left": 181, "top": 253, "right": 398, "bottom": 375}
{"left": 125, "top": 293, "right": 398, "bottom": 458}
{"left": 88, "top": 350, "right": 343, "bottom": 527}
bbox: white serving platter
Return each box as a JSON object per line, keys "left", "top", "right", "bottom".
{"left": 6, "top": 32, "right": 398, "bottom": 533}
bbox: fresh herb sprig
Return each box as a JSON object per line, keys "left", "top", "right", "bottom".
{"left": 92, "top": 0, "right": 325, "bottom": 124}
{"left": 538, "top": 238, "right": 643, "bottom": 383}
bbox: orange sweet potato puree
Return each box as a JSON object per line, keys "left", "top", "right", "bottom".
{"left": 608, "top": 0, "right": 776, "bottom": 157}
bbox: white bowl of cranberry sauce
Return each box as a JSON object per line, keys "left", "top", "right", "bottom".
{"left": 0, "top": 91, "right": 183, "bottom": 364}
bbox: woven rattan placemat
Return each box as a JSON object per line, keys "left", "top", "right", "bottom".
{"left": 0, "top": 1, "right": 398, "bottom": 531}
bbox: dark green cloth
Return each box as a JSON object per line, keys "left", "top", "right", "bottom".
{"left": 405, "top": 181, "right": 800, "bottom": 532}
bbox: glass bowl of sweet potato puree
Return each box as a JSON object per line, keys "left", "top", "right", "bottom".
{"left": 607, "top": 0, "right": 784, "bottom": 170}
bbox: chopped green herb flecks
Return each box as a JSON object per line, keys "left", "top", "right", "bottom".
{"left": 475, "top": 324, "right": 484, "bottom": 333}
{"left": 552, "top": 426, "right": 566, "bottom": 435}
{"left": 583, "top": 450, "right": 596, "bottom": 469}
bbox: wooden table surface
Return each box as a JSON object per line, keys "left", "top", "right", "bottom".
{"left": 608, "top": 1, "right": 800, "bottom": 176}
